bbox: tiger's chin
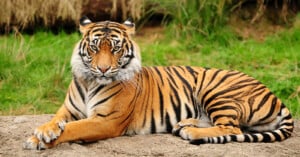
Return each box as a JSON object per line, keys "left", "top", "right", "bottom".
{"left": 95, "top": 77, "right": 114, "bottom": 85}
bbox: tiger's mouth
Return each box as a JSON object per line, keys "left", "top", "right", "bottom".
{"left": 90, "top": 68, "right": 120, "bottom": 84}
{"left": 93, "top": 74, "right": 116, "bottom": 85}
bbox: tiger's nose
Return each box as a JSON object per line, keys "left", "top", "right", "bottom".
{"left": 97, "top": 66, "right": 110, "bottom": 73}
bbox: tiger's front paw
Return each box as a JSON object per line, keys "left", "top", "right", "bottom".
{"left": 34, "top": 120, "right": 66, "bottom": 143}
{"left": 23, "top": 136, "right": 51, "bottom": 150}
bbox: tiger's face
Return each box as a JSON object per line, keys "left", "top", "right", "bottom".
{"left": 71, "top": 17, "right": 141, "bottom": 85}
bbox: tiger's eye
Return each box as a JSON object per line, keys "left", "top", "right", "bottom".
{"left": 114, "top": 46, "right": 120, "bottom": 51}
{"left": 113, "top": 46, "right": 122, "bottom": 53}
{"left": 90, "top": 45, "right": 98, "bottom": 51}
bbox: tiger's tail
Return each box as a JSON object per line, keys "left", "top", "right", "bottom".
{"left": 190, "top": 106, "right": 294, "bottom": 145}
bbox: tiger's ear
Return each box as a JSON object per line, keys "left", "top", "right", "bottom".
{"left": 79, "top": 16, "right": 93, "bottom": 34}
{"left": 123, "top": 18, "right": 135, "bottom": 35}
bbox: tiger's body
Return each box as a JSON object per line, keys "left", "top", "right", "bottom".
{"left": 24, "top": 17, "right": 293, "bottom": 150}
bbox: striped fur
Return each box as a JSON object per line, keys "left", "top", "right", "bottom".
{"left": 23, "top": 17, "right": 293, "bottom": 150}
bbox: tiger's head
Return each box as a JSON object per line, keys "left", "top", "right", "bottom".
{"left": 71, "top": 16, "right": 141, "bottom": 85}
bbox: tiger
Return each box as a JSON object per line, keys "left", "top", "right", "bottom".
{"left": 23, "top": 16, "right": 294, "bottom": 150}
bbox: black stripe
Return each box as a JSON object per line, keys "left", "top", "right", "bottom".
{"left": 252, "top": 134, "right": 258, "bottom": 142}
{"left": 230, "top": 135, "right": 237, "bottom": 141}
{"left": 247, "top": 89, "right": 265, "bottom": 117}
{"left": 207, "top": 105, "right": 237, "bottom": 116}
{"left": 97, "top": 111, "right": 118, "bottom": 117}
{"left": 153, "top": 67, "right": 164, "bottom": 85}
{"left": 259, "top": 97, "right": 278, "bottom": 122}
{"left": 169, "top": 82, "right": 181, "bottom": 122}
{"left": 91, "top": 89, "right": 121, "bottom": 108}
{"left": 141, "top": 75, "right": 149, "bottom": 128}
{"left": 68, "top": 95, "right": 86, "bottom": 117}
{"left": 248, "top": 88, "right": 265, "bottom": 106}
{"left": 183, "top": 86, "right": 191, "bottom": 102}
{"left": 206, "top": 69, "right": 223, "bottom": 87}
{"left": 272, "top": 131, "right": 282, "bottom": 141}
{"left": 79, "top": 43, "right": 91, "bottom": 67}
{"left": 120, "top": 43, "right": 134, "bottom": 69}
{"left": 121, "top": 58, "right": 133, "bottom": 69}
{"left": 193, "top": 105, "right": 199, "bottom": 119}
{"left": 280, "top": 128, "right": 290, "bottom": 139}
{"left": 201, "top": 71, "right": 240, "bottom": 106}
{"left": 105, "top": 83, "right": 121, "bottom": 93}
{"left": 92, "top": 27, "right": 123, "bottom": 34}
{"left": 123, "top": 53, "right": 134, "bottom": 59}
{"left": 89, "top": 84, "right": 106, "bottom": 98}
{"left": 247, "top": 92, "right": 273, "bottom": 123}
{"left": 185, "top": 103, "right": 193, "bottom": 118}
{"left": 176, "top": 66, "right": 185, "bottom": 71}
{"left": 185, "top": 66, "right": 197, "bottom": 79}
{"left": 170, "top": 95, "right": 181, "bottom": 122}
{"left": 282, "top": 114, "right": 292, "bottom": 121}
{"left": 285, "top": 128, "right": 293, "bottom": 134}
{"left": 280, "top": 122, "right": 294, "bottom": 127}
{"left": 73, "top": 78, "right": 85, "bottom": 103}
{"left": 262, "top": 133, "right": 271, "bottom": 142}
{"left": 222, "top": 136, "right": 228, "bottom": 143}
{"left": 244, "top": 134, "right": 251, "bottom": 142}
{"left": 165, "top": 68, "right": 178, "bottom": 88}
{"left": 158, "top": 86, "right": 164, "bottom": 125}
{"left": 204, "top": 82, "right": 261, "bottom": 109}
{"left": 216, "top": 136, "right": 221, "bottom": 143}
{"left": 208, "top": 137, "right": 212, "bottom": 143}
{"left": 172, "top": 67, "right": 193, "bottom": 92}
{"left": 252, "top": 85, "right": 267, "bottom": 94}
{"left": 233, "top": 78, "right": 256, "bottom": 86}
{"left": 165, "top": 112, "right": 173, "bottom": 133}
{"left": 151, "top": 110, "right": 156, "bottom": 133}
{"left": 70, "top": 113, "right": 79, "bottom": 120}
{"left": 218, "top": 91, "right": 244, "bottom": 100}
{"left": 78, "top": 41, "right": 82, "bottom": 52}
{"left": 91, "top": 28, "right": 106, "bottom": 33}
{"left": 208, "top": 100, "right": 234, "bottom": 109}
{"left": 129, "top": 41, "right": 134, "bottom": 54}
{"left": 190, "top": 139, "right": 206, "bottom": 145}
{"left": 119, "top": 106, "right": 135, "bottom": 125}
{"left": 197, "top": 69, "right": 207, "bottom": 96}
{"left": 111, "top": 28, "right": 124, "bottom": 34}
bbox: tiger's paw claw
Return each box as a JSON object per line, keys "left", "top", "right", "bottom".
{"left": 34, "top": 120, "right": 66, "bottom": 143}
{"left": 23, "top": 136, "right": 47, "bottom": 150}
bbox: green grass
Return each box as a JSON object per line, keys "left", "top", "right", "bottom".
{"left": 0, "top": 32, "right": 79, "bottom": 115}
{"left": 0, "top": 27, "right": 299, "bottom": 117}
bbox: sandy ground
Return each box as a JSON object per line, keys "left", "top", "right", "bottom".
{"left": 0, "top": 115, "right": 299, "bottom": 157}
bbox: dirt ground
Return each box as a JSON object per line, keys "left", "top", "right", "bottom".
{"left": 0, "top": 115, "right": 299, "bottom": 157}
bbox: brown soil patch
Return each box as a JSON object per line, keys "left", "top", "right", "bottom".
{"left": 0, "top": 115, "right": 299, "bottom": 157}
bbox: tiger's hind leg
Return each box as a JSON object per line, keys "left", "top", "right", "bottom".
{"left": 173, "top": 107, "right": 242, "bottom": 141}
